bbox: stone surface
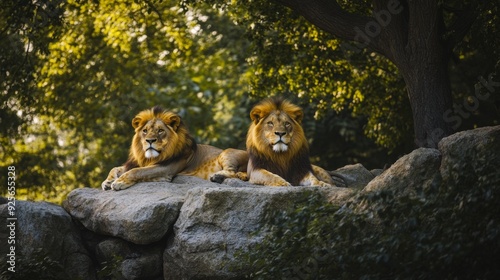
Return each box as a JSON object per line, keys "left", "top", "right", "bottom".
{"left": 6, "top": 125, "right": 499, "bottom": 279}
{"left": 0, "top": 200, "right": 95, "bottom": 279}
{"left": 96, "top": 238, "right": 163, "bottom": 280}
{"left": 438, "top": 125, "right": 500, "bottom": 186}
{"left": 330, "top": 163, "right": 377, "bottom": 189}
{"left": 363, "top": 148, "right": 442, "bottom": 195}
{"left": 163, "top": 185, "right": 352, "bottom": 280}
{"left": 63, "top": 176, "right": 220, "bottom": 244}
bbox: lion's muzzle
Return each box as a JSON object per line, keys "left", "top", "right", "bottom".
{"left": 272, "top": 137, "right": 289, "bottom": 152}
{"left": 145, "top": 143, "right": 160, "bottom": 158}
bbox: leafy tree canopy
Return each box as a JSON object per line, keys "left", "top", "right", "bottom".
{"left": 1, "top": 0, "right": 499, "bottom": 202}
{"left": 2, "top": 0, "right": 252, "bottom": 201}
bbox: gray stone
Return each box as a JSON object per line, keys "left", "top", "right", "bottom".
{"left": 370, "top": 169, "right": 384, "bottom": 177}
{"left": 364, "top": 148, "right": 442, "bottom": 195}
{"left": 330, "top": 163, "right": 376, "bottom": 189}
{"left": 63, "top": 176, "right": 221, "bottom": 244}
{"left": 0, "top": 200, "right": 95, "bottom": 279}
{"left": 438, "top": 125, "right": 500, "bottom": 186}
{"left": 96, "top": 238, "right": 163, "bottom": 280}
{"left": 163, "top": 185, "right": 353, "bottom": 280}
{"left": 3, "top": 126, "right": 498, "bottom": 280}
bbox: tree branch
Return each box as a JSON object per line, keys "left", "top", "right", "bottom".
{"left": 273, "top": 0, "right": 385, "bottom": 53}
{"left": 444, "top": 5, "right": 478, "bottom": 50}
{"left": 144, "top": 0, "right": 165, "bottom": 26}
{"left": 273, "top": 0, "right": 412, "bottom": 63}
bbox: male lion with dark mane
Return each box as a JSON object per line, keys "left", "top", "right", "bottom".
{"left": 102, "top": 106, "right": 248, "bottom": 191}
{"left": 246, "top": 97, "right": 335, "bottom": 187}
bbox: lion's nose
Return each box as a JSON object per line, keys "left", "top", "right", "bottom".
{"left": 275, "top": 131, "right": 286, "bottom": 137}
{"left": 146, "top": 138, "right": 157, "bottom": 144}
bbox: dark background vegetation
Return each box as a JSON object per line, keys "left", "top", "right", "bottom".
{"left": 1, "top": 0, "right": 499, "bottom": 203}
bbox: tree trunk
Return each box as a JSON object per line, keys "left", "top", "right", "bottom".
{"left": 398, "top": 55, "right": 454, "bottom": 148}
{"left": 391, "top": 0, "right": 454, "bottom": 148}
{"left": 273, "top": 0, "right": 470, "bottom": 148}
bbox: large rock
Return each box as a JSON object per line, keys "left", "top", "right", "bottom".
{"left": 363, "top": 148, "right": 442, "bottom": 195}
{"left": 438, "top": 125, "right": 500, "bottom": 186}
{"left": 63, "top": 176, "right": 219, "bottom": 244}
{"left": 362, "top": 126, "right": 500, "bottom": 197}
{"left": 2, "top": 125, "right": 498, "bottom": 279}
{"left": 0, "top": 200, "right": 95, "bottom": 279}
{"left": 163, "top": 185, "right": 352, "bottom": 280}
{"left": 95, "top": 238, "right": 163, "bottom": 280}
{"left": 330, "top": 163, "right": 378, "bottom": 189}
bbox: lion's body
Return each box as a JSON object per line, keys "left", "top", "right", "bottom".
{"left": 180, "top": 144, "right": 248, "bottom": 180}
{"left": 102, "top": 106, "right": 248, "bottom": 191}
{"left": 246, "top": 97, "right": 334, "bottom": 187}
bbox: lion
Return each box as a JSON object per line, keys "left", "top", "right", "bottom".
{"left": 102, "top": 106, "right": 248, "bottom": 191}
{"left": 246, "top": 97, "right": 335, "bottom": 187}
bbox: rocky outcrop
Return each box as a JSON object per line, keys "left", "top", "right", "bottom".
{"left": 438, "top": 125, "right": 500, "bottom": 185}
{"left": 331, "top": 163, "right": 381, "bottom": 189}
{"left": 95, "top": 237, "right": 163, "bottom": 279}
{"left": 364, "top": 148, "right": 441, "bottom": 194}
{"left": 66, "top": 178, "right": 353, "bottom": 280}
{"left": 163, "top": 186, "right": 341, "bottom": 280}
{"left": 0, "top": 201, "right": 95, "bottom": 279}
{"left": 1, "top": 126, "right": 498, "bottom": 280}
{"left": 62, "top": 178, "right": 207, "bottom": 245}
{"left": 364, "top": 125, "right": 500, "bottom": 196}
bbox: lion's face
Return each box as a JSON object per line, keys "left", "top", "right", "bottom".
{"left": 260, "top": 112, "right": 295, "bottom": 152}
{"left": 247, "top": 98, "right": 308, "bottom": 157}
{"left": 129, "top": 106, "right": 194, "bottom": 167}
{"left": 138, "top": 119, "right": 171, "bottom": 159}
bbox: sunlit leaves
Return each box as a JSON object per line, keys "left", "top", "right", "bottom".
{"left": 1, "top": 0, "right": 252, "bottom": 202}
{"left": 2, "top": 0, "right": 498, "bottom": 202}
{"left": 185, "top": 0, "right": 414, "bottom": 151}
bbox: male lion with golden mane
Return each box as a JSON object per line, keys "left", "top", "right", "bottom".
{"left": 102, "top": 106, "right": 248, "bottom": 191}
{"left": 246, "top": 97, "right": 335, "bottom": 187}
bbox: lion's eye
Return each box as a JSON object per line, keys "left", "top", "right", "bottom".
{"left": 285, "top": 122, "right": 291, "bottom": 128}
{"left": 142, "top": 129, "right": 148, "bottom": 134}
{"left": 267, "top": 121, "right": 274, "bottom": 127}
{"left": 158, "top": 129, "right": 165, "bottom": 134}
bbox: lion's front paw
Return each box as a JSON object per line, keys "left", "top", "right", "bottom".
{"left": 210, "top": 171, "right": 249, "bottom": 184}
{"left": 316, "top": 181, "right": 333, "bottom": 187}
{"left": 275, "top": 180, "right": 292, "bottom": 187}
{"left": 210, "top": 173, "right": 227, "bottom": 184}
{"left": 101, "top": 180, "right": 114, "bottom": 191}
{"left": 236, "top": 171, "right": 249, "bottom": 181}
{"left": 263, "top": 178, "right": 291, "bottom": 187}
{"left": 111, "top": 178, "right": 135, "bottom": 191}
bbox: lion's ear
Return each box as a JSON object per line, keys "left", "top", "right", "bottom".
{"left": 250, "top": 108, "right": 263, "bottom": 124}
{"left": 290, "top": 108, "right": 304, "bottom": 124}
{"left": 167, "top": 115, "right": 181, "bottom": 131}
{"left": 132, "top": 117, "right": 142, "bottom": 129}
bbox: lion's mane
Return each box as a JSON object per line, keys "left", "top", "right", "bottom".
{"left": 124, "top": 106, "right": 196, "bottom": 171}
{"left": 246, "top": 97, "right": 313, "bottom": 185}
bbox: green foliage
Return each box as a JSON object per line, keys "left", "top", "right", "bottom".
{"left": 237, "top": 173, "right": 500, "bottom": 279}
{"left": 1, "top": 0, "right": 499, "bottom": 202}
{"left": 185, "top": 0, "right": 500, "bottom": 148}
{"left": 180, "top": 1, "right": 394, "bottom": 149}
{"left": 1, "top": 0, "right": 253, "bottom": 202}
